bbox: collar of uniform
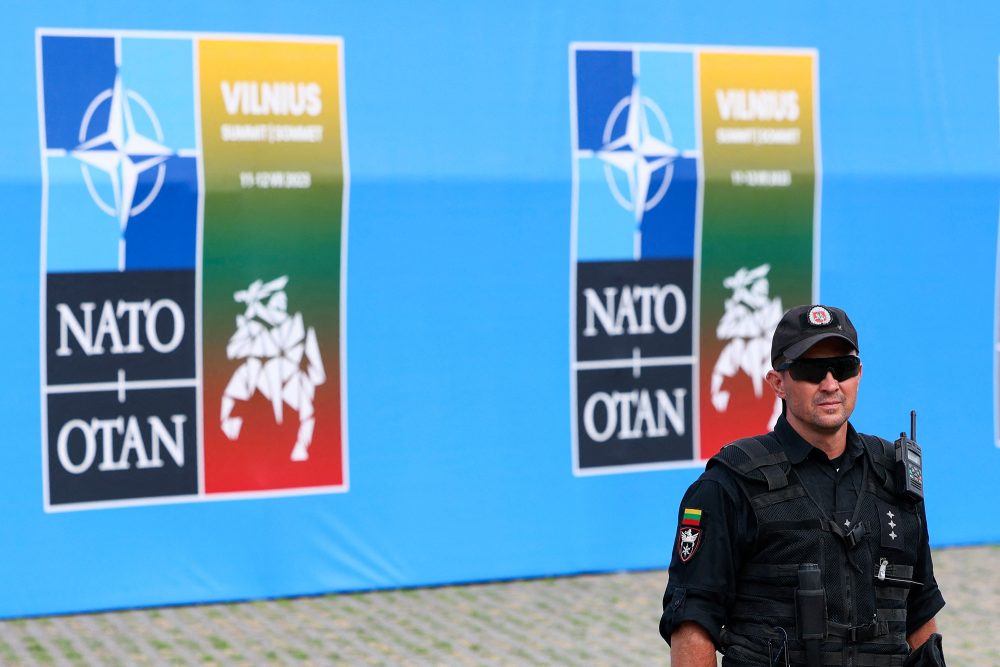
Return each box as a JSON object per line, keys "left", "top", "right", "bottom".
{"left": 773, "top": 415, "right": 864, "bottom": 465}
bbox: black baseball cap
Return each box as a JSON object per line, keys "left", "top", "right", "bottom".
{"left": 771, "top": 305, "right": 859, "bottom": 367}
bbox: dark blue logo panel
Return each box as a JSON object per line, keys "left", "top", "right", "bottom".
{"left": 46, "top": 271, "right": 195, "bottom": 386}
{"left": 46, "top": 387, "right": 198, "bottom": 506}
{"left": 575, "top": 364, "right": 693, "bottom": 469}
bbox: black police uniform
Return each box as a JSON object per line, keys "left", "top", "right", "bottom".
{"left": 659, "top": 415, "right": 945, "bottom": 666}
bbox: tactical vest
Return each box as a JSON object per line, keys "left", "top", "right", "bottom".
{"left": 709, "top": 434, "right": 923, "bottom": 667}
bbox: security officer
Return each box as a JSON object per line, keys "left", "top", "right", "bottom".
{"left": 659, "top": 305, "right": 945, "bottom": 666}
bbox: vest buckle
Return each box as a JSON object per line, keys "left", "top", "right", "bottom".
{"left": 843, "top": 521, "right": 866, "bottom": 549}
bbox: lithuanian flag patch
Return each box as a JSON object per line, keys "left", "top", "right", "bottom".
{"left": 682, "top": 508, "right": 703, "bottom": 526}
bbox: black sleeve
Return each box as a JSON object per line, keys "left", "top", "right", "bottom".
{"left": 659, "top": 472, "right": 749, "bottom": 648}
{"left": 905, "top": 501, "right": 945, "bottom": 634}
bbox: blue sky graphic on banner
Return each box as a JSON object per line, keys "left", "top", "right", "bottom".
{"left": 574, "top": 49, "right": 697, "bottom": 262}
{"left": 41, "top": 35, "right": 198, "bottom": 273}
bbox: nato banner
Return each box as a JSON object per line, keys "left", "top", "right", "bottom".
{"left": 570, "top": 43, "right": 819, "bottom": 474}
{"left": 37, "top": 30, "right": 349, "bottom": 510}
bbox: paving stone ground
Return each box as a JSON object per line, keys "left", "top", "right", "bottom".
{"left": 0, "top": 545, "right": 995, "bottom": 666}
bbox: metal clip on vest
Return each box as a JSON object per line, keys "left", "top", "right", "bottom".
{"left": 767, "top": 627, "right": 790, "bottom": 667}
{"left": 831, "top": 519, "right": 867, "bottom": 549}
{"left": 796, "top": 563, "right": 825, "bottom": 667}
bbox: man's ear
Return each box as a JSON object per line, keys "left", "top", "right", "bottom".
{"left": 765, "top": 369, "right": 785, "bottom": 399}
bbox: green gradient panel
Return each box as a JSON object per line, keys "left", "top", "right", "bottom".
{"left": 697, "top": 51, "right": 818, "bottom": 458}
{"left": 199, "top": 38, "right": 346, "bottom": 492}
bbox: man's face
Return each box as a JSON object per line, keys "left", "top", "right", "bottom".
{"left": 767, "top": 338, "right": 861, "bottom": 435}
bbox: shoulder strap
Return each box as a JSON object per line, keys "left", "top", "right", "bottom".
{"left": 710, "top": 435, "right": 790, "bottom": 491}
{"left": 860, "top": 433, "right": 898, "bottom": 495}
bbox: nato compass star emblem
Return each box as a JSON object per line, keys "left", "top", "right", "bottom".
{"left": 597, "top": 82, "right": 679, "bottom": 228}
{"left": 71, "top": 74, "right": 174, "bottom": 271}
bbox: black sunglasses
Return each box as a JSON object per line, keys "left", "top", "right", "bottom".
{"left": 777, "top": 356, "right": 861, "bottom": 383}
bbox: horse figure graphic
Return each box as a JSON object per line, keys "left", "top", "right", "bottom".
{"left": 220, "top": 276, "right": 326, "bottom": 461}
{"left": 710, "top": 264, "right": 783, "bottom": 429}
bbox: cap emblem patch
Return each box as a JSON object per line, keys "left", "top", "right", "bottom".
{"left": 808, "top": 306, "right": 832, "bottom": 326}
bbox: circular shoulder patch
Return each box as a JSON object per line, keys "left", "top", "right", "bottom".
{"left": 808, "top": 306, "right": 832, "bottom": 326}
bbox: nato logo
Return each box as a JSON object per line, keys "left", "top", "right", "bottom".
{"left": 571, "top": 45, "right": 699, "bottom": 473}
{"left": 38, "top": 33, "right": 200, "bottom": 509}
{"left": 573, "top": 48, "right": 698, "bottom": 262}
{"left": 39, "top": 34, "right": 198, "bottom": 272}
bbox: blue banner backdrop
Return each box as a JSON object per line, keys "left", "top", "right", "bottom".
{"left": 0, "top": 1, "right": 998, "bottom": 618}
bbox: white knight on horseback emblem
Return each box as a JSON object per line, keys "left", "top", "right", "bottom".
{"left": 220, "top": 276, "right": 326, "bottom": 461}
{"left": 710, "top": 264, "right": 783, "bottom": 429}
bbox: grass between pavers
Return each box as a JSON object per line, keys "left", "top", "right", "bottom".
{"left": 53, "top": 637, "right": 84, "bottom": 663}
{"left": 208, "top": 635, "right": 230, "bottom": 651}
{"left": 24, "top": 636, "right": 54, "bottom": 664}
{"left": 0, "top": 639, "right": 20, "bottom": 664}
